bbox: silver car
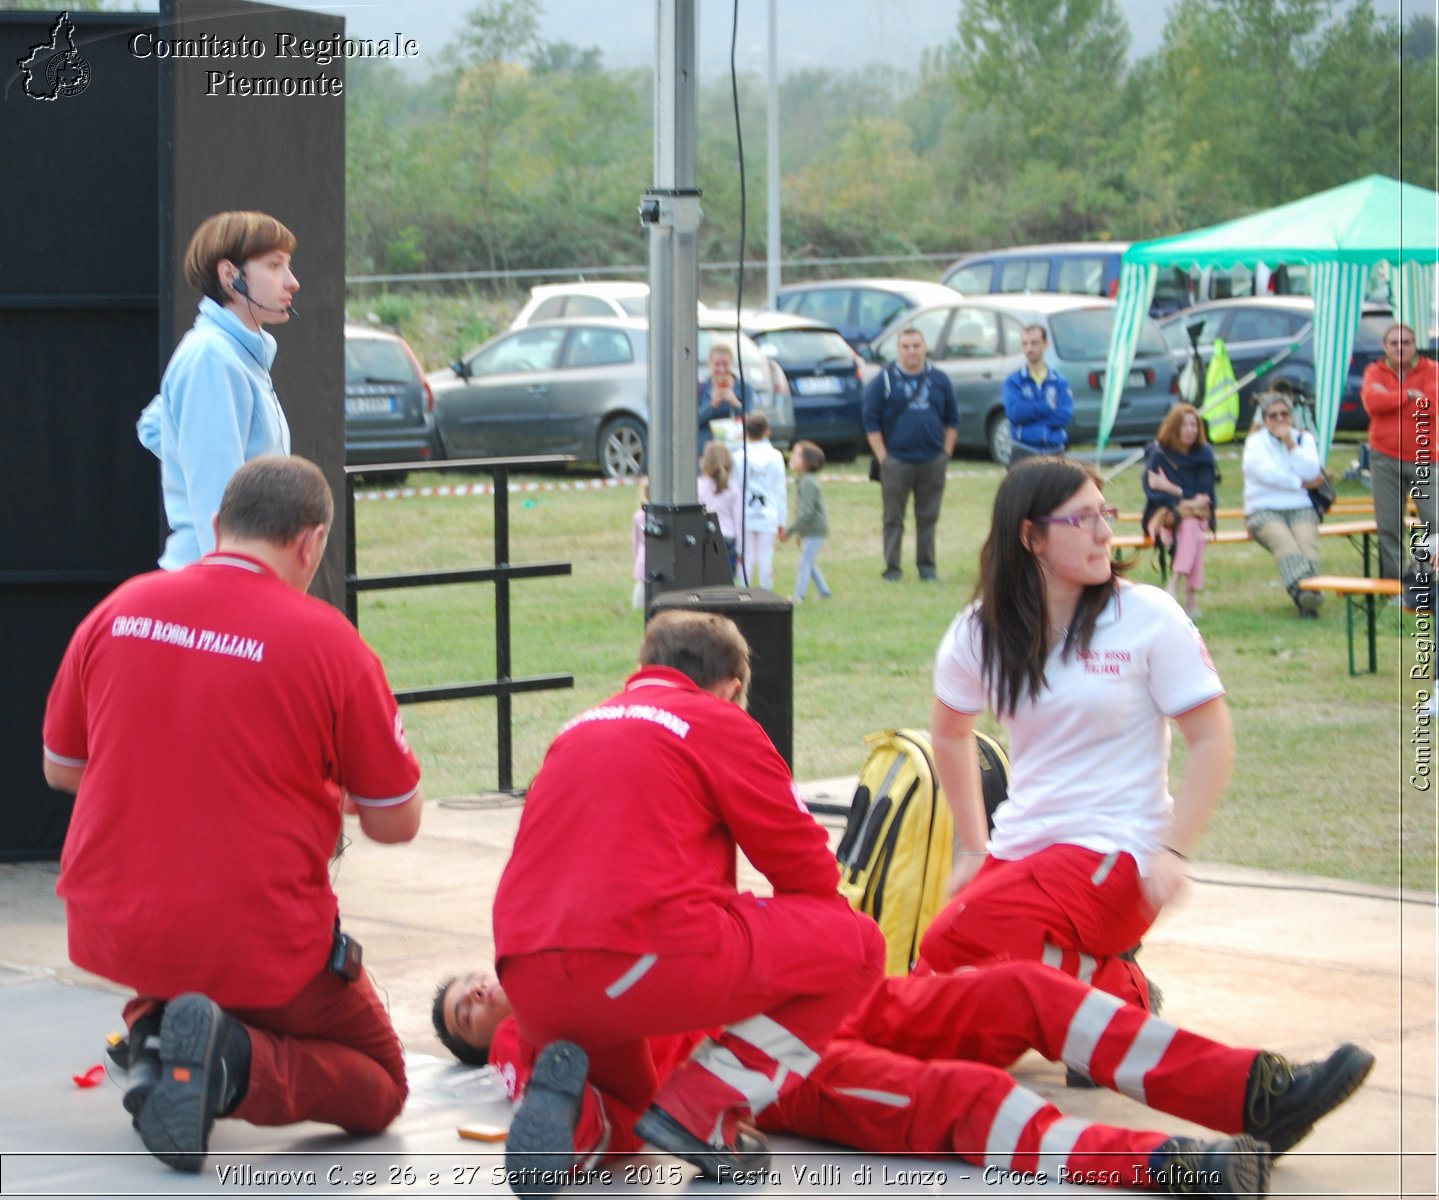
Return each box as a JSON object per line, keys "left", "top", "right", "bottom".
{"left": 864, "top": 295, "right": 1177, "bottom": 464}
{"left": 429, "top": 318, "right": 791, "bottom": 480}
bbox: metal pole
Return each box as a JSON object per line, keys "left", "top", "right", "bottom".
{"left": 344, "top": 473, "right": 358, "bottom": 627}
{"left": 643, "top": 0, "right": 701, "bottom": 508}
{"left": 766, "top": 0, "right": 781, "bottom": 308}
{"left": 640, "top": 0, "right": 730, "bottom": 607}
{"left": 493, "top": 466, "right": 513, "bottom": 792}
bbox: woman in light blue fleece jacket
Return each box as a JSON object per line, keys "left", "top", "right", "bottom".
{"left": 137, "top": 211, "right": 300, "bottom": 569}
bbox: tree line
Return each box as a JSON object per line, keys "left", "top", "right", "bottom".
{"left": 347, "top": 0, "right": 1434, "bottom": 298}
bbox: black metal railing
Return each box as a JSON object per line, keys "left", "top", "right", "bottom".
{"left": 344, "top": 456, "right": 576, "bottom": 793}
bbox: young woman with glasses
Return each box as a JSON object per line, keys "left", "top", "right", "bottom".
{"left": 1242, "top": 391, "right": 1326, "bottom": 618}
{"left": 918, "top": 456, "right": 1234, "bottom": 1019}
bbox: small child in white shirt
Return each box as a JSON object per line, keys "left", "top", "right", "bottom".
{"left": 736, "top": 413, "right": 787, "bottom": 590}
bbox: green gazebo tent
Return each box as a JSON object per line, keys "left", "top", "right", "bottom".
{"left": 1100, "top": 175, "right": 1439, "bottom": 457}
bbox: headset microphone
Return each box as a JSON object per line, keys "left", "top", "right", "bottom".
{"left": 232, "top": 272, "right": 297, "bottom": 318}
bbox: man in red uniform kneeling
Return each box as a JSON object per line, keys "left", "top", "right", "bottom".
{"left": 490, "top": 610, "right": 885, "bottom": 1193}
{"left": 42, "top": 456, "right": 423, "bottom": 1172}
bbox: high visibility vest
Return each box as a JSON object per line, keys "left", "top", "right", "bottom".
{"left": 1202, "top": 339, "right": 1240, "bottom": 444}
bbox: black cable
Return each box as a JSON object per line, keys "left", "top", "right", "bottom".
{"left": 729, "top": 0, "right": 751, "bottom": 587}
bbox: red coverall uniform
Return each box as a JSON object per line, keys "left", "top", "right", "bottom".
{"left": 492, "top": 665, "right": 884, "bottom": 1149}
{"left": 489, "top": 961, "right": 1261, "bottom": 1189}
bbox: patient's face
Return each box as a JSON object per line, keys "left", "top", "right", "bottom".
{"left": 444, "top": 971, "right": 512, "bottom": 1052}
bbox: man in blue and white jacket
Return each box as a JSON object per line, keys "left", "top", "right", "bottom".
{"left": 1003, "top": 324, "right": 1074, "bottom": 460}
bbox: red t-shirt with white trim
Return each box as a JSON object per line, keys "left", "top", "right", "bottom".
{"left": 43, "top": 553, "right": 420, "bottom": 1008}
{"left": 493, "top": 666, "right": 840, "bottom": 961}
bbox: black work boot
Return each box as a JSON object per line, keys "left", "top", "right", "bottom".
{"left": 504, "top": 1041, "right": 590, "bottom": 1199}
{"left": 134, "top": 994, "right": 251, "bottom": 1173}
{"left": 1148, "top": 1133, "right": 1270, "bottom": 1197}
{"left": 634, "top": 1103, "right": 770, "bottom": 1180}
{"left": 1243, "top": 1043, "right": 1375, "bottom": 1155}
{"left": 106, "top": 1010, "right": 164, "bottom": 1121}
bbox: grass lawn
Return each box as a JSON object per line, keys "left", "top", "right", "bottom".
{"left": 349, "top": 437, "right": 1434, "bottom": 893}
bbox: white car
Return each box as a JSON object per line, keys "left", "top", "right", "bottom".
{"left": 509, "top": 281, "right": 652, "bottom": 329}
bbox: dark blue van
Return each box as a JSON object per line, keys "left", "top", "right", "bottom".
{"left": 941, "top": 243, "right": 1192, "bottom": 317}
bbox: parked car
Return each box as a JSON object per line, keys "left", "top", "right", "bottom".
{"left": 940, "top": 242, "right": 1192, "bottom": 318}
{"left": 1158, "top": 297, "right": 1392, "bottom": 432}
{"left": 509, "top": 281, "right": 652, "bottom": 328}
{"left": 864, "top": 295, "right": 1178, "bottom": 464}
{"left": 772, "top": 277, "right": 961, "bottom": 352}
{"left": 722, "top": 311, "right": 864, "bottom": 458}
{"left": 343, "top": 323, "right": 440, "bottom": 466}
{"left": 513, "top": 286, "right": 792, "bottom": 438}
{"left": 428, "top": 318, "right": 791, "bottom": 480}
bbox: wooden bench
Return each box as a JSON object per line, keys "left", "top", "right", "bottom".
{"left": 1116, "top": 499, "right": 1375, "bottom": 524}
{"left": 1330, "top": 498, "right": 1379, "bottom": 515}
{"left": 1297, "top": 575, "right": 1403, "bottom": 674}
{"left": 1112, "top": 519, "right": 1382, "bottom": 578}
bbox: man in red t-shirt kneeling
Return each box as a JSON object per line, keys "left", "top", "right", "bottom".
{"left": 42, "top": 456, "right": 424, "bottom": 1173}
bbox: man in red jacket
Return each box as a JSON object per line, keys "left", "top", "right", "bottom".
{"left": 434, "top": 962, "right": 1375, "bottom": 1198}
{"left": 1361, "top": 322, "right": 1439, "bottom": 580}
{"left": 490, "top": 611, "right": 884, "bottom": 1193}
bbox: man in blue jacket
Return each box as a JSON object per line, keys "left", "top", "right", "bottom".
{"left": 863, "top": 327, "right": 959, "bottom": 582}
{"left": 1003, "top": 325, "right": 1074, "bottom": 461}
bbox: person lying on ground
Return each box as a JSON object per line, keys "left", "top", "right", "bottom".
{"left": 433, "top": 958, "right": 1373, "bottom": 1200}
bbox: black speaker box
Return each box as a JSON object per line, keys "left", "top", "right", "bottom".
{"left": 648, "top": 587, "right": 794, "bottom": 768}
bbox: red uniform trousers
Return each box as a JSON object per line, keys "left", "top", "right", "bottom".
{"left": 766, "top": 1038, "right": 1179, "bottom": 1187}
{"left": 918, "top": 845, "right": 1156, "bottom": 1009}
{"left": 843, "top": 964, "right": 1255, "bottom": 1132}
{"left": 124, "top": 965, "right": 406, "bottom": 1134}
{"left": 499, "top": 892, "right": 884, "bottom": 1157}
{"left": 763, "top": 961, "right": 1258, "bottom": 1189}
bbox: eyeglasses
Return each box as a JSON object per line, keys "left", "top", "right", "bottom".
{"left": 1263, "top": 409, "right": 1293, "bottom": 422}
{"left": 1037, "top": 506, "right": 1118, "bottom": 532}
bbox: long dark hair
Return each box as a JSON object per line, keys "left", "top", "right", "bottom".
{"left": 977, "top": 456, "right": 1127, "bottom": 716}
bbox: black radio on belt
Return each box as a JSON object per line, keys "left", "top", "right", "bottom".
{"left": 329, "top": 926, "right": 363, "bottom": 982}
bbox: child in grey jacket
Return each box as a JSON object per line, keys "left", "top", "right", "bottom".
{"left": 781, "top": 441, "right": 832, "bottom": 602}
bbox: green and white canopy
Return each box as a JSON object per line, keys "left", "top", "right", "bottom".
{"left": 1100, "top": 175, "right": 1439, "bottom": 457}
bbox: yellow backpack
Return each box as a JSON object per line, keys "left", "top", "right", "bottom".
{"left": 836, "top": 729, "right": 1008, "bottom": 975}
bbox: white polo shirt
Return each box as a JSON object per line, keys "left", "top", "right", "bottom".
{"left": 933, "top": 582, "right": 1224, "bottom": 874}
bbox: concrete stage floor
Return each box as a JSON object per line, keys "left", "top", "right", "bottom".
{"left": 1, "top": 784, "right": 1434, "bottom": 1198}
